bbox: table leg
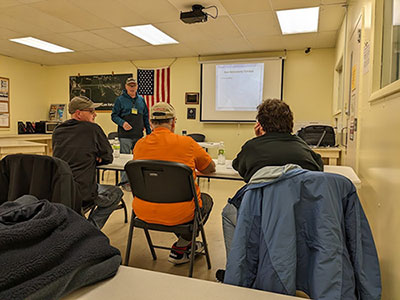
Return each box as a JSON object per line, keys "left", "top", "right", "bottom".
{"left": 115, "top": 170, "right": 119, "bottom": 185}
{"left": 329, "top": 158, "right": 337, "bottom": 165}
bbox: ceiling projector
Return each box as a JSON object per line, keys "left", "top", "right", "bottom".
{"left": 180, "top": 5, "right": 208, "bottom": 24}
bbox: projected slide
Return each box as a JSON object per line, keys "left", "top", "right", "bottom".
{"left": 215, "top": 63, "right": 264, "bottom": 111}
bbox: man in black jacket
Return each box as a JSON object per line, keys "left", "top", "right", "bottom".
{"left": 232, "top": 99, "right": 323, "bottom": 181}
{"left": 53, "top": 96, "right": 123, "bottom": 229}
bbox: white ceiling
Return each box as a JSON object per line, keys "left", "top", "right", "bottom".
{"left": 0, "top": 0, "right": 347, "bottom": 65}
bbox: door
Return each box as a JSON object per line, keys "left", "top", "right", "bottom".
{"left": 344, "top": 16, "right": 362, "bottom": 169}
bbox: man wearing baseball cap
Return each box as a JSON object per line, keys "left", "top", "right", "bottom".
{"left": 53, "top": 96, "right": 123, "bottom": 229}
{"left": 111, "top": 77, "right": 151, "bottom": 160}
{"left": 132, "top": 102, "right": 216, "bottom": 265}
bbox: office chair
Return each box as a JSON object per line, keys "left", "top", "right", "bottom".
{"left": 187, "top": 133, "right": 205, "bottom": 142}
{"left": 123, "top": 159, "right": 211, "bottom": 277}
{"left": 0, "top": 154, "right": 79, "bottom": 213}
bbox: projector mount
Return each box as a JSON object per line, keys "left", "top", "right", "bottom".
{"left": 180, "top": 4, "right": 218, "bottom": 24}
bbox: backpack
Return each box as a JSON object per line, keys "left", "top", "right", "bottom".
{"left": 297, "top": 125, "right": 336, "bottom": 147}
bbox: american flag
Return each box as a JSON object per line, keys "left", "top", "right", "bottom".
{"left": 137, "top": 67, "right": 170, "bottom": 108}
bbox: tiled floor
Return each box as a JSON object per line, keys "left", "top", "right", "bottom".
{"left": 100, "top": 172, "right": 244, "bottom": 282}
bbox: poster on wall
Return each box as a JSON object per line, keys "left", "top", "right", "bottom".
{"left": 0, "top": 77, "right": 10, "bottom": 128}
{"left": 69, "top": 73, "right": 133, "bottom": 111}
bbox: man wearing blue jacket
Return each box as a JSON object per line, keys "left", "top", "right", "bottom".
{"left": 111, "top": 77, "right": 152, "bottom": 156}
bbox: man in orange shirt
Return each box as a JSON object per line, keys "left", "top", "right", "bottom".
{"left": 133, "top": 102, "right": 216, "bottom": 265}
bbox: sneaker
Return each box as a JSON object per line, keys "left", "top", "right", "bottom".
{"left": 168, "top": 241, "right": 204, "bottom": 265}
{"left": 216, "top": 269, "right": 225, "bottom": 282}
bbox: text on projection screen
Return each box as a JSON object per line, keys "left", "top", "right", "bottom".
{"left": 215, "top": 63, "right": 264, "bottom": 111}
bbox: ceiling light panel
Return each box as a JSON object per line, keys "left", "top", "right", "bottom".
{"left": 9, "top": 37, "right": 74, "bottom": 53}
{"left": 276, "top": 7, "right": 320, "bottom": 35}
{"left": 122, "top": 24, "right": 178, "bottom": 45}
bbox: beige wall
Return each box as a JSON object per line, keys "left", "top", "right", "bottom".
{"left": 0, "top": 55, "right": 49, "bottom": 134}
{"left": 44, "top": 49, "right": 334, "bottom": 159}
{"left": 335, "top": 0, "right": 400, "bottom": 298}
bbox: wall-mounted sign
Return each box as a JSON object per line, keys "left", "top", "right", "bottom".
{"left": 185, "top": 92, "right": 199, "bottom": 104}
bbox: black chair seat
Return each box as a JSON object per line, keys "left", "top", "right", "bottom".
{"left": 123, "top": 159, "right": 211, "bottom": 277}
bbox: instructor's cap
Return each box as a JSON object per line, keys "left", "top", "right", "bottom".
{"left": 69, "top": 96, "right": 102, "bottom": 114}
{"left": 150, "top": 102, "right": 176, "bottom": 120}
{"left": 125, "top": 77, "right": 137, "bottom": 85}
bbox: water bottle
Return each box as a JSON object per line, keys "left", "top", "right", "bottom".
{"left": 217, "top": 141, "right": 226, "bottom": 165}
{"left": 112, "top": 137, "right": 120, "bottom": 158}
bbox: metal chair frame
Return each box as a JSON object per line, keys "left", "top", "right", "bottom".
{"left": 123, "top": 159, "right": 211, "bottom": 277}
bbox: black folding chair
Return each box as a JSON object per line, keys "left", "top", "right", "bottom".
{"left": 187, "top": 133, "right": 205, "bottom": 142}
{"left": 123, "top": 159, "right": 211, "bottom": 277}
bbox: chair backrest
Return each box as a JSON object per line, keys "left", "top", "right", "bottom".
{"left": 108, "top": 132, "right": 118, "bottom": 140}
{"left": 0, "top": 154, "right": 79, "bottom": 213}
{"left": 187, "top": 133, "right": 205, "bottom": 142}
{"left": 125, "top": 160, "right": 197, "bottom": 204}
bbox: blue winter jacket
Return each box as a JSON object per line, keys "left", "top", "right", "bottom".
{"left": 225, "top": 169, "right": 381, "bottom": 300}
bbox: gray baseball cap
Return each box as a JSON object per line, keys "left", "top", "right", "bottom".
{"left": 69, "top": 96, "right": 102, "bottom": 114}
{"left": 150, "top": 102, "right": 176, "bottom": 119}
{"left": 126, "top": 77, "right": 137, "bottom": 85}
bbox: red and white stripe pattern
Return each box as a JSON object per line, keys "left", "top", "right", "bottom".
{"left": 137, "top": 67, "right": 170, "bottom": 109}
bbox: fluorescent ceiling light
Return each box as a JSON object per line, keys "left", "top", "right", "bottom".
{"left": 122, "top": 24, "right": 178, "bottom": 45}
{"left": 276, "top": 7, "right": 320, "bottom": 35}
{"left": 9, "top": 37, "right": 73, "bottom": 53}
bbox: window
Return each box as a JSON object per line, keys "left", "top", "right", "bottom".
{"left": 381, "top": 0, "right": 400, "bottom": 87}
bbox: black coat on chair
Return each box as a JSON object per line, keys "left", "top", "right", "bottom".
{"left": 0, "top": 154, "right": 79, "bottom": 213}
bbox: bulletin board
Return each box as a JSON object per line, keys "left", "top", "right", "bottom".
{"left": 0, "top": 77, "right": 10, "bottom": 128}
{"left": 69, "top": 73, "right": 133, "bottom": 111}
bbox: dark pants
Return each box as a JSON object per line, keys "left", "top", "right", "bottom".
{"left": 179, "top": 193, "right": 213, "bottom": 241}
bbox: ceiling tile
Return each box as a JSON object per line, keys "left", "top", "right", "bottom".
{"left": 0, "top": 12, "right": 52, "bottom": 35}
{"left": 63, "top": 31, "right": 122, "bottom": 49}
{"left": 0, "top": 27, "right": 20, "bottom": 39}
{"left": 270, "top": 0, "right": 320, "bottom": 10}
{"left": 247, "top": 36, "right": 286, "bottom": 52}
{"left": 282, "top": 33, "right": 317, "bottom": 50}
{"left": 2, "top": 5, "right": 82, "bottom": 33}
{"left": 0, "top": 0, "right": 342, "bottom": 65}
{"left": 156, "top": 21, "right": 206, "bottom": 43}
{"left": 0, "top": 0, "right": 20, "bottom": 8}
{"left": 167, "top": 0, "right": 229, "bottom": 16}
{"left": 194, "top": 16, "right": 243, "bottom": 40}
{"left": 117, "top": 0, "right": 179, "bottom": 23}
{"left": 91, "top": 28, "right": 149, "bottom": 47}
{"left": 156, "top": 44, "right": 198, "bottom": 57}
{"left": 232, "top": 12, "right": 281, "bottom": 38}
{"left": 32, "top": 0, "right": 115, "bottom": 30}
{"left": 319, "top": 5, "right": 346, "bottom": 32}
{"left": 70, "top": 0, "right": 147, "bottom": 27}
{"left": 310, "top": 30, "right": 337, "bottom": 48}
{"left": 322, "top": 0, "right": 346, "bottom": 4}
{"left": 36, "top": 33, "right": 95, "bottom": 51}
{"left": 219, "top": 0, "right": 272, "bottom": 15}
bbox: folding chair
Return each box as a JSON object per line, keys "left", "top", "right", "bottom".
{"left": 123, "top": 159, "right": 211, "bottom": 277}
{"left": 187, "top": 133, "right": 205, "bottom": 142}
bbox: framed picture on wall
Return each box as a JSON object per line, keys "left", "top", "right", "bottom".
{"left": 0, "top": 77, "right": 10, "bottom": 128}
{"left": 185, "top": 92, "right": 199, "bottom": 104}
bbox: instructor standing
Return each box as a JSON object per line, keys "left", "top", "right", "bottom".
{"left": 111, "top": 77, "right": 152, "bottom": 155}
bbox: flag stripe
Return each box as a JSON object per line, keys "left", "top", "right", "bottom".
{"left": 156, "top": 69, "right": 160, "bottom": 104}
{"left": 167, "top": 67, "right": 170, "bottom": 103}
{"left": 161, "top": 68, "right": 165, "bottom": 103}
{"left": 137, "top": 67, "right": 170, "bottom": 109}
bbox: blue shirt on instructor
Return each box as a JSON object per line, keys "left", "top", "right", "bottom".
{"left": 111, "top": 77, "right": 151, "bottom": 153}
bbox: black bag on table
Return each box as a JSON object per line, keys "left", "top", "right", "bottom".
{"left": 297, "top": 125, "right": 336, "bottom": 147}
